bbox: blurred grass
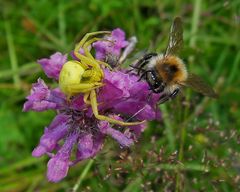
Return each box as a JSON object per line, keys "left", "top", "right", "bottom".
{"left": 0, "top": 0, "right": 240, "bottom": 191}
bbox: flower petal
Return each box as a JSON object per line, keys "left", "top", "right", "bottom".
{"left": 47, "top": 131, "right": 78, "bottom": 182}
{"left": 23, "top": 78, "right": 66, "bottom": 112}
{"left": 93, "top": 28, "right": 128, "bottom": 61}
{"left": 99, "top": 121, "right": 134, "bottom": 147}
{"left": 32, "top": 114, "right": 70, "bottom": 157}
{"left": 38, "top": 52, "right": 67, "bottom": 80}
{"left": 75, "top": 132, "right": 104, "bottom": 162}
{"left": 114, "top": 101, "right": 157, "bottom": 120}
{"left": 47, "top": 156, "right": 69, "bottom": 182}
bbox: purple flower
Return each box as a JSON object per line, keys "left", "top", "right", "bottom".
{"left": 93, "top": 28, "right": 129, "bottom": 61}
{"left": 24, "top": 28, "right": 161, "bottom": 182}
{"left": 23, "top": 78, "right": 66, "bottom": 112}
{"left": 38, "top": 52, "right": 67, "bottom": 80}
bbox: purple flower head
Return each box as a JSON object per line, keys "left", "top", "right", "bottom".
{"left": 23, "top": 28, "right": 161, "bottom": 182}
{"left": 38, "top": 52, "right": 67, "bottom": 80}
{"left": 93, "top": 28, "right": 129, "bottom": 61}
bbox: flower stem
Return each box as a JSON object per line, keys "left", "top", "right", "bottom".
{"left": 58, "top": 1, "right": 67, "bottom": 47}
{"left": 72, "top": 159, "right": 94, "bottom": 192}
{"left": 160, "top": 105, "right": 175, "bottom": 151}
{"left": 5, "top": 20, "right": 21, "bottom": 89}
{"left": 0, "top": 62, "right": 39, "bottom": 80}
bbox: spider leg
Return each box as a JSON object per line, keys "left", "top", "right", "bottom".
{"left": 81, "top": 37, "right": 113, "bottom": 69}
{"left": 74, "top": 32, "right": 111, "bottom": 75}
{"left": 82, "top": 37, "right": 113, "bottom": 63}
{"left": 90, "top": 90, "right": 145, "bottom": 126}
{"left": 75, "top": 31, "right": 111, "bottom": 52}
{"left": 96, "top": 59, "right": 113, "bottom": 70}
{"left": 74, "top": 53, "right": 104, "bottom": 76}
{"left": 84, "top": 92, "right": 91, "bottom": 105}
{"left": 63, "top": 83, "right": 103, "bottom": 94}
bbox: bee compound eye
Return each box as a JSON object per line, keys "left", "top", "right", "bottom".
{"left": 153, "top": 81, "right": 159, "bottom": 87}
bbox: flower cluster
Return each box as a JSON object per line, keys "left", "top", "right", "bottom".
{"left": 23, "top": 28, "right": 160, "bottom": 182}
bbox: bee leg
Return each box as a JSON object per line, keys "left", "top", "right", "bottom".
{"left": 129, "top": 65, "right": 139, "bottom": 70}
{"left": 170, "top": 88, "right": 179, "bottom": 99}
{"left": 135, "top": 53, "right": 158, "bottom": 68}
{"left": 159, "top": 88, "right": 180, "bottom": 104}
{"left": 137, "top": 60, "right": 150, "bottom": 75}
{"left": 129, "top": 63, "right": 150, "bottom": 76}
{"left": 133, "top": 53, "right": 158, "bottom": 74}
{"left": 137, "top": 70, "right": 148, "bottom": 82}
{"left": 137, "top": 57, "right": 157, "bottom": 75}
{"left": 128, "top": 53, "right": 157, "bottom": 74}
{"left": 126, "top": 68, "right": 135, "bottom": 73}
{"left": 159, "top": 94, "right": 170, "bottom": 104}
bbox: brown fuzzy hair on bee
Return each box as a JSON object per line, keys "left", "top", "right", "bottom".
{"left": 154, "top": 54, "right": 188, "bottom": 85}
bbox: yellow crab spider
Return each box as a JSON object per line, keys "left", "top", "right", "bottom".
{"left": 59, "top": 31, "right": 144, "bottom": 126}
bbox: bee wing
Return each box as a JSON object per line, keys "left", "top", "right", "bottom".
{"left": 182, "top": 73, "right": 218, "bottom": 98}
{"left": 164, "top": 17, "right": 183, "bottom": 56}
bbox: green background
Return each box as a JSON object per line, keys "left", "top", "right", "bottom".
{"left": 0, "top": 0, "right": 239, "bottom": 191}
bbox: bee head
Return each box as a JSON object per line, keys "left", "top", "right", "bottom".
{"left": 146, "top": 70, "right": 166, "bottom": 93}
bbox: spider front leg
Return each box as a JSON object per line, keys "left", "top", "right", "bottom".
{"left": 75, "top": 31, "right": 111, "bottom": 51}
{"left": 64, "top": 82, "right": 103, "bottom": 96}
{"left": 90, "top": 90, "right": 145, "bottom": 126}
{"left": 74, "top": 53, "right": 104, "bottom": 76}
{"left": 74, "top": 31, "right": 112, "bottom": 69}
{"left": 81, "top": 37, "right": 113, "bottom": 70}
{"left": 75, "top": 38, "right": 113, "bottom": 71}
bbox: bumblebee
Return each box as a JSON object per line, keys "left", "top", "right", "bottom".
{"left": 131, "top": 17, "right": 217, "bottom": 103}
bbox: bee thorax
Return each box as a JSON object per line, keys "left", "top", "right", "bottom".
{"left": 155, "top": 55, "right": 188, "bottom": 83}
